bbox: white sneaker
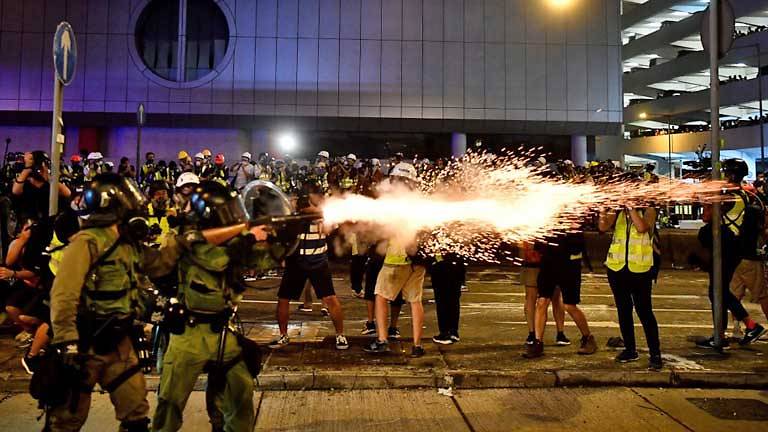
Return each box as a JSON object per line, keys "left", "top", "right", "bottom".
{"left": 14, "top": 331, "right": 31, "bottom": 342}
{"left": 335, "top": 334, "right": 349, "bottom": 350}
{"left": 732, "top": 321, "right": 744, "bottom": 339}
{"left": 268, "top": 334, "right": 289, "bottom": 349}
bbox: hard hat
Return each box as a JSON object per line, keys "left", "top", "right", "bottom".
{"left": 347, "top": 153, "right": 357, "bottom": 161}
{"left": 175, "top": 172, "right": 200, "bottom": 188}
{"left": 87, "top": 152, "right": 103, "bottom": 161}
{"left": 241, "top": 152, "right": 252, "bottom": 160}
{"left": 318, "top": 150, "right": 330, "bottom": 159}
{"left": 178, "top": 150, "right": 189, "bottom": 160}
{"left": 70, "top": 154, "right": 82, "bottom": 163}
{"left": 390, "top": 162, "right": 418, "bottom": 182}
{"left": 201, "top": 149, "right": 212, "bottom": 157}
{"left": 214, "top": 153, "right": 225, "bottom": 164}
{"left": 371, "top": 158, "right": 381, "bottom": 167}
{"left": 194, "top": 152, "right": 205, "bottom": 160}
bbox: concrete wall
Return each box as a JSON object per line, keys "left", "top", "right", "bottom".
{"left": 0, "top": 0, "right": 623, "bottom": 132}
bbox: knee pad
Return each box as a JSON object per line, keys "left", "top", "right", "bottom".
{"left": 121, "top": 418, "right": 150, "bottom": 432}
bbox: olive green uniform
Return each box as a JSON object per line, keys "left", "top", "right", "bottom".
{"left": 149, "top": 230, "right": 271, "bottom": 432}
{"left": 48, "top": 226, "right": 150, "bottom": 432}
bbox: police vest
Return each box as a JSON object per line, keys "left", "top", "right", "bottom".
{"left": 79, "top": 228, "right": 142, "bottom": 316}
{"left": 178, "top": 231, "right": 237, "bottom": 314}
{"left": 605, "top": 210, "right": 654, "bottom": 273}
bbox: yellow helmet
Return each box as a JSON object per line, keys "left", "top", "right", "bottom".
{"left": 201, "top": 149, "right": 212, "bottom": 157}
{"left": 178, "top": 150, "right": 189, "bottom": 160}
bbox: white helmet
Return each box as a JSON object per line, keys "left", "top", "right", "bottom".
{"left": 176, "top": 172, "right": 200, "bottom": 188}
{"left": 317, "top": 150, "right": 330, "bottom": 159}
{"left": 194, "top": 152, "right": 205, "bottom": 160}
{"left": 371, "top": 158, "right": 381, "bottom": 167}
{"left": 390, "top": 162, "right": 417, "bottom": 182}
{"left": 87, "top": 152, "right": 103, "bottom": 161}
{"left": 347, "top": 153, "right": 357, "bottom": 161}
{"left": 241, "top": 152, "right": 252, "bottom": 160}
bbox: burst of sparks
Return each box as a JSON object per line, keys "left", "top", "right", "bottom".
{"left": 322, "top": 149, "right": 728, "bottom": 262}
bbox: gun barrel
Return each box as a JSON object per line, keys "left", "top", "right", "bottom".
{"left": 250, "top": 212, "right": 323, "bottom": 226}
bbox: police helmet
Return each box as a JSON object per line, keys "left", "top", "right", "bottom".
{"left": 81, "top": 173, "right": 148, "bottom": 226}
{"left": 189, "top": 181, "right": 248, "bottom": 229}
{"left": 722, "top": 158, "right": 748, "bottom": 183}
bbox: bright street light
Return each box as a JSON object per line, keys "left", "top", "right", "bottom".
{"left": 547, "top": 0, "right": 574, "bottom": 9}
{"left": 277, "top": 132, "right": 297, "bottom": 152}
{"left": 639, "top": 112, "right": 648, "bottom": 119}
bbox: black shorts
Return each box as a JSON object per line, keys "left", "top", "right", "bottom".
{"left": 278, "top": 260, "right": 335, "bottom": 300}
{"left": 6, "top": 283, "right": 49, "bottom": 320}
{"left": 537, "top": 260, "right": 581, "bottom": 305}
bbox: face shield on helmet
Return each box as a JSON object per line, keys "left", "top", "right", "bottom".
{"left": 189, "top": 181, "right": 249, "bottom": 229}
{"left": 80, "top": 173, "right": 148, "bottom": 232}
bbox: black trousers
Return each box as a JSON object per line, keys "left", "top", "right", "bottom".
{"left": 607, "top": 268, "right": 661, "bottom": 356}
{"left": 709, "top": 258, "right": 749, "bottom": 331}
{"left": 350, "top": 255, "right": 367, "bottom": 293}
{"left": 431, "top": 260, "right": 463, "bottom": 337}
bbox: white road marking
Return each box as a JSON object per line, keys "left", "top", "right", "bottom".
{"left": 493, "top": 321, "right": 715, "bottom": 329}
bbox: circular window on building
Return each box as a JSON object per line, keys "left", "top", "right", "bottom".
{"left": 135, "top": 0, "right": 231, "bottom": 85}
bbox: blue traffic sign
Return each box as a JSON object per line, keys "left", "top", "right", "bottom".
{"left": 53, "top": 22, "right": 77, "bottom": 86}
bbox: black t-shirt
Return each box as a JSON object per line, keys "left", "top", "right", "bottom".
{"left": 18, "top": 181, "right": 51, "bottom": 222}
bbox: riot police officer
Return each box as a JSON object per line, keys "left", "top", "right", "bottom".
{"left": 48, "top": 173, "right": 152, "bottom": 431}
{"left": 149, "top": 181, "right": 271, "bottom": 432}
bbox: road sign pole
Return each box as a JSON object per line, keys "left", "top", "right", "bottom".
{"left": 708, "top": 0, "right": 725, "bottom": 350}
{"left": 49, "top": 75, "right": 64, "bottom": 216}
{"left": 49, "top": 21, "right": 77, "bottom": 217}
{"left": 136, "top": 123, "right": 142, "bottom": 178}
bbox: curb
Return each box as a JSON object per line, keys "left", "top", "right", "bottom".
{"left": 2, "top": 369, "right": 766, "bottom": 394}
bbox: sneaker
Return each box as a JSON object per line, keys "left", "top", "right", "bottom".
{"left": 695, "top": 337, "right": 731, "bottom": 350}
{"left": 614, "top": 350, "right": 640, "bottom": 363}
{"left": 740, "top": 324, "right": 768, "bottom": 346}
{"left": 21, "top": 353, "right": 40, "bottom": 375}
{"left": 411, "top": 345, "right": 426, "bottom": 357}
{"left": 522, "top": 339, "right": 544, "bottom": 358}
{"left": 320, "top": 307, "right": 329, "bottom": 317}
{"left": 450, "top": 333, "right": 460, "bottom": 343}
{"left": 297, "top": 305, "right": 313, "bottom": 313}
{"left": 363, "top": 340, "right": 390, "bottom": 354}
{"left": 16, "top": 335, "right": 33, "bottom": 350}
{"left": 268, "top": 334, "right": 290, "bottom": 349}
{"left": 335, "top": 334, "right": 349, "bottom": 350}
{"left": 525, "top": 332, "right": 536, "bottom": 345}
{"left": 353, "top": 291, "right": 365, "bottom": 299}
{"left": 556, "top": 332, "right": 571, "bottom": 346}
{"left": 387, "top": 327, "right": 401, "bottom": 340}
{"left": 731, "top": 320, "right": 744, "bottom": 339}
{"left": 361, "top": 321, "right": 377, "bottom": 335}
{"left": 577, "top": 335, "right": 597, "bottom": 355}
{"left": 648, "top": 354, "right": 663, "bottom": 371}
{"left": 432, "top": 334, "right": 454, "bottom": 345}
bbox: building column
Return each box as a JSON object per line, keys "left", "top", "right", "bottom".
{"left": 571, "top": 135, "right": 587, "bottom": 166}
{"left": 451, "top": 132, "right": 467, "bottom": 157}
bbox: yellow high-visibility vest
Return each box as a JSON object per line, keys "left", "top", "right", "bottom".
{"left": 605, "top": 210, "right": 654, "bottom": 273}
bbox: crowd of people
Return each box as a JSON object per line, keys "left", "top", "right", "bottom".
{"left": 0, "top": 143, "right": 766, "bottom": 430}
